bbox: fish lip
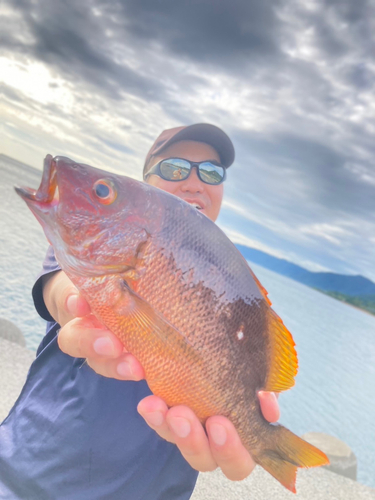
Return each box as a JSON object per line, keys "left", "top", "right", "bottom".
{"left": 14, "top": 185, "right": 38, "bottom": 201}
{"left": 15, "top": 154, "right": 57, "bottom": 205}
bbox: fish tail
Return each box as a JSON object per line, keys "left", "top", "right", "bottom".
{"left": 254, "top": 424, "right": 329, "bottom": 493}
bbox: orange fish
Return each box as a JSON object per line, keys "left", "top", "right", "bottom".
{"left": 16, "top": 155, "right": 329, "bottom": 492}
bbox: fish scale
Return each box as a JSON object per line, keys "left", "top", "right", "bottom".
{"left": 16, "top": 154, "right": 329, "bottom": 493}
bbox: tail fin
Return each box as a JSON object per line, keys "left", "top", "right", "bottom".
{"left": 255, "top": 425, "right": 329, "bottom": 493}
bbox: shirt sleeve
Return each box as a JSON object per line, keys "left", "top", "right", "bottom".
{"left": 32, "top": 245, "right": 61, "bottom": 322}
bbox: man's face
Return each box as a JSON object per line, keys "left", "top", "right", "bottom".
{"left": 146, "top": 140, "right": 224, "bottom": 222}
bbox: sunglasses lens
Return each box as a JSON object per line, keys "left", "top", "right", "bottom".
{"left": 198, "top": 162, "right": 225, "bottom": 185}
{"left": 158, "top": 159, "right": 226, "bottom": 184}
{"left": 160, "top": 159, "right": 190, "bottom": 181}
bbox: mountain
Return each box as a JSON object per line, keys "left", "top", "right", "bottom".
{"left": 235, "top": 244, "right": 375, "bottom": 298}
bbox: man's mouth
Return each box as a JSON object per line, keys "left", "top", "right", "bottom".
{"left": 184, "top": 198, "right": 205, "bottom": 211}
{"left": 189, "top": 202, "right": 203, "bottom": 210}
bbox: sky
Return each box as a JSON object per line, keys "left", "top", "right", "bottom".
{"left": 1, "top": 0, "right": 375, "bottom": 281}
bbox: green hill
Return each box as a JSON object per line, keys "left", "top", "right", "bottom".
{"left": 235, "top": 244, "right": 375, "bottom": 316}
{"left": 317, "top": 291, "right": 375, "bottom": 315}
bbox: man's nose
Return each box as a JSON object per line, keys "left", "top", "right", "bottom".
{"left": 180, "top": 166, "right": 204, "bottom": 192}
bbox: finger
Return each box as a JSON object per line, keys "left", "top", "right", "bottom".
{"left": 65, "top": 293, "right": 91, "bottom": 318}
{"left": 58, "top": 315, "right": 123, "bottom": 359}
{"left": 87, "top": 352, "right": 146, "bottom": 381}
{"left": 166, "top": 406, "right": 218, "bottom": 472}
{"left": 206, "top": 416, "right": 256, "bottom": 481}
{"left": 137, "top": 396, "right": 175, "bottom": 444}
{"left": 42, "top": 272, "right": 84, "bottom": 326}
{"left": 258, "top": 391, "right": 280, "bottom": 422}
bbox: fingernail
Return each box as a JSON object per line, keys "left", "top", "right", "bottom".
{"left": 143, "top": 411, "right": 163, "bottom": 427}
{"left": 270, "top": 392, "right": 278, "bottom": 403}
{"left": 93, "top": 337, "right": 115, "bottom": 356}
{"left": 168, "top": 417, "right": 191, "bottom": 438}
{"left": 66, "top": 294, "right": 78, "bottom": 316}
{"left": 210, "top": 423, "right": 227, "bottom": 446}
{"left": 116, "top": 361, "right": 133, "bottom": 378}
{"left": 258, "top": 390, "right": 277, "bottom": 403}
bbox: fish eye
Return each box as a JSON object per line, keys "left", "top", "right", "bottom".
{"left": 93, "top": 179, "right": 117, "bottom": 205}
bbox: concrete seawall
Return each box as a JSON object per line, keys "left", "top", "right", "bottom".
{"left": 1, "top": 333, "right": 374, "bottom": 499}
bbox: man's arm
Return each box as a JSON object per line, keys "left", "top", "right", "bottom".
{"left": 46, "top": 271, "right": 280, "bottom": 480}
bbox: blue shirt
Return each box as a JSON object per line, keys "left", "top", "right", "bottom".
{"left": 0, "top": 247, "right": 198, "bottom": 499}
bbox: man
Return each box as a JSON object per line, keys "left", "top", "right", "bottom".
{"left": 0, "top": 124, "right": 279, "bottom": 499}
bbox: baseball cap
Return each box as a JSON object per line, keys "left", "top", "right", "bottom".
{"left": 143, "top": 123, "right": 235, "bottom": 177}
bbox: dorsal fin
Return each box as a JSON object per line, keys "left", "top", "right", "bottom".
{"left": 248, "top": 266, "right": 272, "bottom": 306}
{"left": 263, "top": 310, "right": 298, "bottom": 392}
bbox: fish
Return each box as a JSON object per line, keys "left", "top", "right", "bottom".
{"left": 15, "top": 154, "right": 329, "bottom": 493}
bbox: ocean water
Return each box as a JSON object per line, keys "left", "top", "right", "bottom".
{"left": 1, "top": 155, "right": 375, "bottom": 487}
{"left": 0, "top": 156, "right": 47, "bottom": 348}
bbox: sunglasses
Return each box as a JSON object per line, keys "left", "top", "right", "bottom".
{"left": 144, "top": 157, "right": 227, "bottom": 185}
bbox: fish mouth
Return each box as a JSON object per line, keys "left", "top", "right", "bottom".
{"left": 15, "top": 154, "right": 58, "bottom": 206}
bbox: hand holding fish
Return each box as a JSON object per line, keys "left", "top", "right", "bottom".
{"left": 49, "top": 269, "right": 280, "bottom": 480}
{"left": 137, "top": 392, "right": 280, "bottom": 480}
{"left": 44, "top": 270, "right": 146, "bottom": 379}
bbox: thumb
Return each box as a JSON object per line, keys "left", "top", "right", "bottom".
{"left": 258, "top": 391, "right": 280, "bottom": 423}
{"left": 65, "top": 292, "right": 91, "bottom": 319}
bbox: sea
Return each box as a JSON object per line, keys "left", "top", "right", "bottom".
{"left": 1, "top": 154, "right": 375, "bottom": 488}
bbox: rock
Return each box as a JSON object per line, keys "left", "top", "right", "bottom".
{"left": 0, "top": 337, "right": 35, "bottom": 422}
{"left": 302, "top": 432, "right": 357, "bottom": 481}
{"left": 0, "top": 318, "right": 26, "bottom": 347}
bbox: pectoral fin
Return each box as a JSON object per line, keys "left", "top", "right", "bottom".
{"left": 122, "top": 281, "right": 201, "bottom": 363}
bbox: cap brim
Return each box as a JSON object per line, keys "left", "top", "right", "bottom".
{"left": 150, "top": 123, "right": 235, "bottom": 168}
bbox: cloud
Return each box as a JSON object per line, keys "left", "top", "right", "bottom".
{"left": 298, "top": 222, "right": 353, "bottom": 246}
{"left": 5, "top": 1, "right": 168, "bottom": 104}
{"left": 120, "top": 0, "right": 284, "bottom": 67}
{"left": 1, "top": 0, "right": 375, "bottom": 280}
{"left": 0, "top": 83, "right": 25, "bottom": 103}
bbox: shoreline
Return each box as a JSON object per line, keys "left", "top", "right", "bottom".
{"left": 316, "top": 289, "right": 375, "bottom": 317}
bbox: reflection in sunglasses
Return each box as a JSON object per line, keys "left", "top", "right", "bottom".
{"left": 146, "top": 158, "right": 226, "bottom": 185}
